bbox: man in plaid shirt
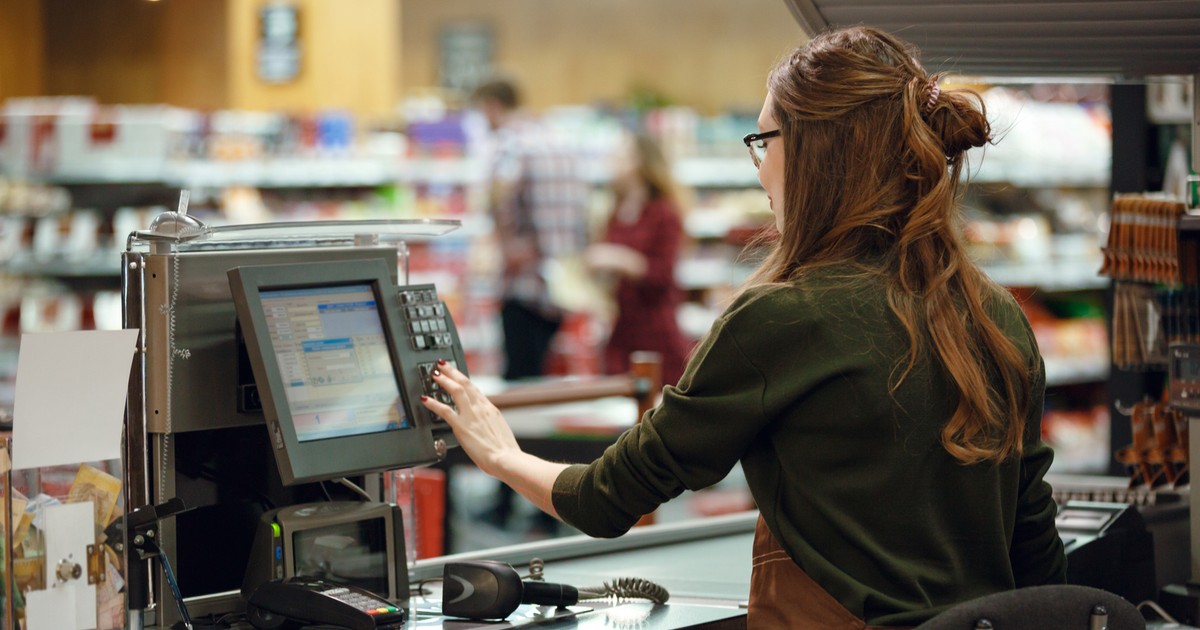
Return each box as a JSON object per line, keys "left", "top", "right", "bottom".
{"left": 474, "top": 78, "right": 590, "bottom": 381}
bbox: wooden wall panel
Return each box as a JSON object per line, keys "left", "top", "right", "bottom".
{"left": 399, "top": 0, "right": 806, "bottom": 115}
{"left": 41, "top": 0, "right": 225, "bottom": 109}
{"left": 43, "top": 0, "right": 166, "bottom": 104}
{"left": 227, "top": 0, "right": 401, "bottom": 120}
{"left": 160, "top": 0, "right": 230, "bottom": 111}
{"left": 37, "top": 0, "right": 399, "bottom": 119}
{"left": 28, "top": 0, "right": 801, "bottom": 117}
{"left": 0, "top": 0, "right": 46, "bottom": 100}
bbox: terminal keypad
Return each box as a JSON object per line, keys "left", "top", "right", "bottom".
{"left": 315, "top": 585, "right": 402, "bottom": 618}
{"left": 419, "top": 360, "right": 459, "bottom": 412}
{"left": 399, "top": 288, "right": 455, "bottom": 351}
{"left": 396, "top": 285, "right": 466, "bottom": 433}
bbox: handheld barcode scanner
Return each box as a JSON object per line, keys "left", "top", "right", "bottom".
{"left": 441, "top": 561, "right": 579, "bottom": 620}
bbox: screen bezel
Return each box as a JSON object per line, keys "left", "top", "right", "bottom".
{"left": 229, "top": 258, "right": 440, "bottom": 485}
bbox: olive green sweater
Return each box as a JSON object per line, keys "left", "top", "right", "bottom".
{"left": 551, "top": 271, "right": 1067, "bottom": 626}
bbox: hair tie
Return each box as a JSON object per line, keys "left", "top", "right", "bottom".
{"left": 923, "top": 79, "right": 940, "bottom": 116}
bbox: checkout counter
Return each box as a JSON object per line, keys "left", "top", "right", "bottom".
{"left": 4, "top": 214, "right": 1184, "bottom": 629}
{"left": 408, "top": 511, "right": 756, "bottom": 629}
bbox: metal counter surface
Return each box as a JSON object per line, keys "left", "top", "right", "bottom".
{"left": 410, "top": 511, "right": 757, "bottom": 629}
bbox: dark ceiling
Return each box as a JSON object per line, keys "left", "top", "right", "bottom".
{"left": 782, "top": 0, "right": 1200, "bottom": 78}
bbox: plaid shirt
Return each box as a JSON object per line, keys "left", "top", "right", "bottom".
{"left": 488, "top": 117, "right": 590, "bottom": 317}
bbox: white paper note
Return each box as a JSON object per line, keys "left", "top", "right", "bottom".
{"left": 12, "top": 329, "right": 140, "bottom": 471}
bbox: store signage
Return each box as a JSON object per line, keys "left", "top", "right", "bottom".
{"left": 440, "top": 23, "right": 493, "bottom": 93}
{"left": 258, "top": 3, "right": 301, "bottom": 84}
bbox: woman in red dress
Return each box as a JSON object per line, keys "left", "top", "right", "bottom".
{"left": 584, "top": 131, "right": 692, "bottom": 385}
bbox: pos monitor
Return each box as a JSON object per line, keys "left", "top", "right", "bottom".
{"left": 228, "top": 257, "right": 455, "bottom": 485}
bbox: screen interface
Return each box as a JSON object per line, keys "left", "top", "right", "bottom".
{"left": 260, "top": 284, "right": 408, "bottom": 442}
{"left": 291, "top": 517, "right": 389, "bottom": 596}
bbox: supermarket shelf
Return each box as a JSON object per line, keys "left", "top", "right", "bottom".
{"left": 5, "top": 246, "right": 1108, "bottom": 293}
{"left": 678, "top": 256, "right": 1109, "bottom": 293}
{"left": 674, "top": 157, "right": 759, "bottom": 187}
{"left": 27, "top": 157, "right": 484, "bottom": 189}
{"left": 676, "top": 257, "right": 744, "bottom": 290}
{"left": 1043, "top": 356, "right": 1110, "bottom": 387}
{"left": 1, "top": 251, "right": 122, "bottom": 278}
{"left": 980, "top": 257, "right": 1108, "bottom": 292}
{"left": 18, "top": 155, "right": 1105, "bottom": 191}
{"left": 38, "top": 156, "right": 761, "bottom": 189}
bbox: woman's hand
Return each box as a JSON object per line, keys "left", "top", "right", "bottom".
{"left": 583, "top": 242, "right": 647, "bottom": 279}
{"left": 421, "top": 361, "right": 570, "bottom": 518}
{"left": 421, "top": 361, "right": 520, "bottom": 478}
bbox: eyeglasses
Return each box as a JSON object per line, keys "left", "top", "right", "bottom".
{"left": 743, "top": 130, "right": 781, "bottom": 169}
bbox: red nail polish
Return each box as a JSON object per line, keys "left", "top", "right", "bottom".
{"left": 437, "top": 358, "right": 447, "bottom": 366}
{"left": 420, "top": 395, "right": 428, "bottom": 402}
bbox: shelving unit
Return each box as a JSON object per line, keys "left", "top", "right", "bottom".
{"left": 0, "top": 94, "right": 1117, "bottom": 474}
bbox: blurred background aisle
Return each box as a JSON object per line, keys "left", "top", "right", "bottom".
{"left": 0, "top": 0, "right": 1193, "bottom": 553}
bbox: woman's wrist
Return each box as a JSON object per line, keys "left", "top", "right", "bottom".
{"left": 486, "top": 446, "right": 527, "bottom": 480}
{"left": 488, "top": 450, "right": 571, "bottom": 518}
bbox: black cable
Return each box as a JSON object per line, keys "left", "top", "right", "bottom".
{"left": 181, "top": 611, "right": 247, "bottom": 630}
{"left": 578, "top": 577, "right": 670, "bottom": 605}
{"left": 525, "top": 557, "right": 669, "bottom": 605}
{"left": 412, "top": 576, "right": 444, "bottom": 597}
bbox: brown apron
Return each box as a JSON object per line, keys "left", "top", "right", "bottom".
{"left": 748, "top": 516, "right": 909, "bottom": 629}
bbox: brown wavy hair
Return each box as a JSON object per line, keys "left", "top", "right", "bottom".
{"left": 748, "top": 26, "right": 1030, "bottom": 464}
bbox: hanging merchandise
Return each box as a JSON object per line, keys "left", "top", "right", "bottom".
{"left": 1100, "top": 195, "right": 1188, "bottom": 369}
{"left": 1114, "top": 400, "right": 1188, "bottom": 491}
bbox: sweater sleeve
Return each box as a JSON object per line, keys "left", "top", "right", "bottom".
{"left": 1009, "top": 357, "right": 1068, "bottom": 586}
{"left": 552, "top": 285, "right": 822, "bottom": 537}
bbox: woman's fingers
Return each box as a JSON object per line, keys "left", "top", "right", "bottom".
{"left": 421, "top": 361, "right": 519, "bottom": 478}
{"left": 432, "top": 360, "right": 480, "bottom": 404}
{"left": 420, "top": 389, "right": 457, "bottom": 420}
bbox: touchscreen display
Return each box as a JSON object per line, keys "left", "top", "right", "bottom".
{"left": 260, "top": 284, "right": 408, "bottom": 442}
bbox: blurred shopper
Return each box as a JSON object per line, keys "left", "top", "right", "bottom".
{"left": 585, "top": 131, "right": 691, "bottom": 385}
{"left": 433, "top": 27, "right": 1065, "bottom": 627}
{"left": 471, "top": 77, "right": 589, "bottom": 531}
{"left": 472, "top": 78, "right": 590, "bottom": 382}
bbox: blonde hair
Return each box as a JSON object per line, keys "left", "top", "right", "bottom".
{"left": 624, "top": 131, "right": 683, "bottom": 208}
